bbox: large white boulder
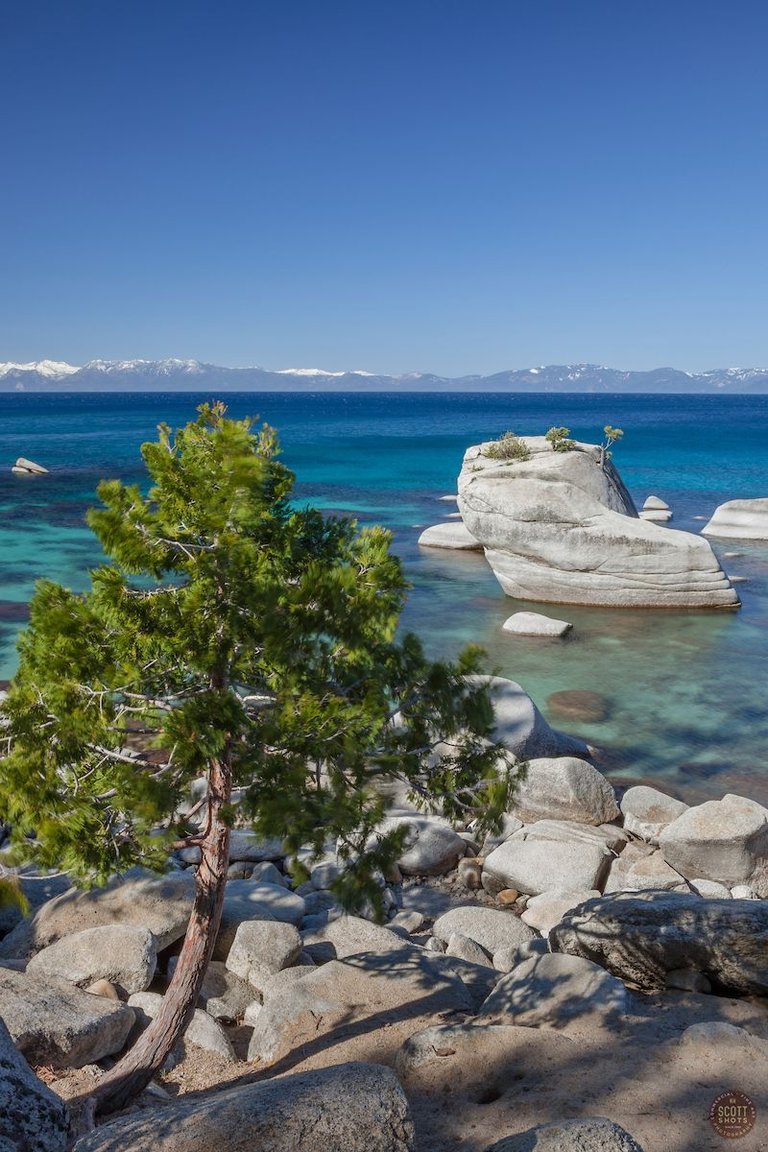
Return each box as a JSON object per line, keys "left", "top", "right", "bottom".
{"left": 702, "top": 497, "right": 768, "bottom": 539}
{"left": 457, "top": 437, "right": 738, "bottom": 608}
{"left": 509, "top": 757, "right": 620, "bottom": 826}
{"left": 26, "top": 924, "right": 157, "bottom": 996}
{"left": 483, "top": 838, "right": 610, "bottom": 897}
{"left": 659, "top": 794, "right": 768, "bottom": 886}
{"left": 550, "top": 891, "right": 768, "bottom": 995}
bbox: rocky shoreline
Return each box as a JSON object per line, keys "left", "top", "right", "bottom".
{"left": 1, "top": 673, "right": 766, "bottom": 1152}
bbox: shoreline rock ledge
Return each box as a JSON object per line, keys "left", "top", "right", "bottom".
{"left": 457, "top": 436, "right": 739, "bottom": 609}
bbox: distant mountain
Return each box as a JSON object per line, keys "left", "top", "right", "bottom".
{"left": 3, "top": 358, "right": 768, "bottom": 393}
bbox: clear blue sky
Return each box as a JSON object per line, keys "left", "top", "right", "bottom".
{"left": 2, "top": 0, "right": 768, "bottom": 374}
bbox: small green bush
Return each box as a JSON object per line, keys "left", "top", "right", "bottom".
{"left": 485, "top": 431, "right": 531, "bottom": 461}
{"left": 545, "top": 426, "right": 576, "bottom": 452}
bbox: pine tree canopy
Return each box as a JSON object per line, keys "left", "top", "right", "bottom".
{"left": 0, "top": 402, "right": 518, "bottom": 912}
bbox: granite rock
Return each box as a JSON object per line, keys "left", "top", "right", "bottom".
{"left": 458, "top": 437, "right": 737, "bottom": 608}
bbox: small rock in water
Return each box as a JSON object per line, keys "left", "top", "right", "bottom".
{"left": 12, "top": 457, "right": 48, "bottom": 475}
{"left": 502, "top": 611, "right": 573, "bottom": 638}
{"left": 546, "top": 689, "right": 610, "bottom": 723}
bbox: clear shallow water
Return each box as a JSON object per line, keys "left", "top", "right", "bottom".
{"left": 1, "top": 391, "right": 767, "bottom": 805}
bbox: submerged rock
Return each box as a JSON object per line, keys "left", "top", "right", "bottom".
{"left": 457, "top": 437, "right": 738, "bottom": 608}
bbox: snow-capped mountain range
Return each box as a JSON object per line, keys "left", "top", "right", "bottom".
{"left": 3, "top": 358, "right": 768, "bottom": 393}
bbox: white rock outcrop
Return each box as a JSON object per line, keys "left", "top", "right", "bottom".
{"left": 457, "top": 437, "right": 738, "bottom": 608}
{"left": 702, "top": 497, "right": 768, "bottom": 539}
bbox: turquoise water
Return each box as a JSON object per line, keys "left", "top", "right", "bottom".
{"left": 1, "top": 391, "right": 767, "bottom": 805}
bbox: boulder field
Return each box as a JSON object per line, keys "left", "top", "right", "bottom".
{"left": 1, "top": 756, "right": 767, "bottom": 1152}
{"left": 453, "top": 436, "right": 738, "bottom": 608}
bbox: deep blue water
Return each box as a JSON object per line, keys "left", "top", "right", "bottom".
{"left": 1, "top": 391, "right": 767, "bottom": 804}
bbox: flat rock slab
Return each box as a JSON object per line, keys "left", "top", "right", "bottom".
{"left": 502, "top": 612, "right": 573, "bottom": 638}
{"left": 509, "top": 758, "right": 620, "bottom": 826}
{"left": 550, "top": 891, "right": 768, "bottom": 995}
{"left": 394, "top": 998, "right": 768, "bottom": 1152}
{"left": 0, "top": 1015, "right": 69, "bottom": 1152}
{"left": 484, "top": 838, "right": 610, "bottom": 897}
{"left": 0, "top": 871, "right": 195, "bottom": 960}
{"left": 26, "top": 925, "right": 157, "bottom": 997}
{"left": 74, "top": 1062, "right": 414, "bottom": 1152}
{"left": 0, "top": 966, "right": 135, "bottom": 1068}
{"left": 417, "top": 522, "right": 482, "bottom": 549}
{"left": 486, "top": 1118, "right": 646, "bottom": 1151}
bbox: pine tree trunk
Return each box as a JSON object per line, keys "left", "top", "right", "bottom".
{"left": 92, "top": 757, "right": 231, "bottom": 1116}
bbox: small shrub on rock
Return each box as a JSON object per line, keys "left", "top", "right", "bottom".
{"left": 485, "top": 432, "right": 531, "bottom": 461}
{"left": 545, "top": 426, "right": 576, "bottom": 452}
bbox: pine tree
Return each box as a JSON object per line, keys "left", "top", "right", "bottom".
{"left": 0, "top": 403, "right": 518, "bottom": 1113}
